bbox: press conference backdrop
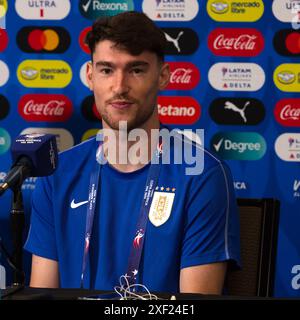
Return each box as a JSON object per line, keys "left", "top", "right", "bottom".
{"left": 0, "top": 0, "right": 299, "bottom": 297}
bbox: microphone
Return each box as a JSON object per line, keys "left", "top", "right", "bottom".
{"left": 0, "top": 133, "right": 58, "bottom": 196}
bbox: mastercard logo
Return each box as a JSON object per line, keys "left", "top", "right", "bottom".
{"left": 273, "top": 29, "right": 300, "bottom": 56}
{"left": 17, "top": 26, "right": 70, "bottom": 53}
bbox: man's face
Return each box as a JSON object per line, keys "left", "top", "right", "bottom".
{"left": 86, "top": 40, "right": 170, "bottom": 131}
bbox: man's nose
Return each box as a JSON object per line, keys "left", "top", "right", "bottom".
{"left": 112, "top": 71, "right": 130, "bottom": 95}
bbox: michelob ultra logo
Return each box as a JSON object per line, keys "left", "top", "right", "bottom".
{"left": 211, "top": 132, "right": 266, "bottom": 160}
{"left": 275, "top": 133, "right": 300, "bottom": 162}
{"left": 274, "top": 64, "right": 300, "bottom": 92}
{"left": 17, "top": 60, "right": 72, "bottom": 88}
{"left": 272, "top": 0, "right": 300, "bottom": 23}
{"left": 207, "top": 0, "right": 264, "bottom": 22}
{"left": 0, "top": 0, "right": 7, "bottom": 18}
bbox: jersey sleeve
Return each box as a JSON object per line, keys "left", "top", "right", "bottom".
{"left": 180, "top": 161, "right": 241, "bottom": 270}
{"left": 24, "top": 176, "right": 58, "bottom": 261}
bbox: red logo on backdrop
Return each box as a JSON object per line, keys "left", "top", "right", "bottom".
{"left": 158, "top": 96, "right": 201, "bottom": 125}
{"left": 166, "top": 62, "right": 200, "bottom": 90}
{"left": 0, "top": 29, "right": 9, "bottom": 52}
{"left": 79, "top": 26, "right": 92, "bottom": 54}
{"left": 18, "top": 94, "right": 73, "bottom": 122}
{"left": 208, "top": 28, "right": 264, "bottom": 57}
{"left": 274, "top": 99, "right": 300, "bottom": 127}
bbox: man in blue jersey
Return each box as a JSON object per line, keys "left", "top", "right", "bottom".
{"left": 24, "top": 11, "right": 240, "bottom": 294}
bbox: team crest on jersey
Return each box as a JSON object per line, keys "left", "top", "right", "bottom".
{"left": 149, "top": 190, "right": 175, "bottom": 227}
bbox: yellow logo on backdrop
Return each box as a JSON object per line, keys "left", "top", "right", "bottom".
{"left": 0, "top": 0, "right": 8, "bottom": 18}
{"left": 17, "top": 60, "right": 72, "bottom": 88}
{"left": 207, "top": 0, "right": 264, "bottom": 22}
{"left": 81, "top": 129, "right": 101, "bottom": 142}
{"left": 274, "top": 64, "right": 300, "bottom": 92}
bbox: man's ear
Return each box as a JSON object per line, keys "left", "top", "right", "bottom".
{"left": 159, "top": 62, "right": 170, "bottom": 90}
{"left": 86, "top": 61, "right": 93, "bottom": 91}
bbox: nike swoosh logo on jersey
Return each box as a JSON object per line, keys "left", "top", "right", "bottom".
{"left": 70, "top": 199, "right": 88, "bottom": 209}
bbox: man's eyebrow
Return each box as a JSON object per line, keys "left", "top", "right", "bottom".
{"left": 94, "top": 60, "right": 149, "bottom": 68}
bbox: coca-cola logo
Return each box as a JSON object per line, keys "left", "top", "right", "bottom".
{"left": 158, "top": 96, "right": 201, "bottom": 125}
{"left": 166, "top": 62, "right": 200, "bottom": 90}
{"left": 79, "top": 26, "right": 91, "bottom": 54}
{"left": 208, "top": 28, "right": 264, "bottom": 56}
{"left": 18, "top": 94, "right": 73, "bottom": 122}
{"left": 275, "top": 99, "right": 300, "bottom": 127}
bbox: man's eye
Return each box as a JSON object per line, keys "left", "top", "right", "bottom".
{"left": 131, "top": 68, "right": 144, "bottom": 74}
{"left": 100, "top": 68, "right": 112, "bottom": 75}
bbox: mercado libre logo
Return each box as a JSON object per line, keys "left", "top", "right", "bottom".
{"left": 207, "top": 0, "right": 264, "bottom": 22}
{"left": 273, "top": 29, "right": 300, "bottom": 57}
{"left": 17, "top": 60, "right": 72, "bottom": 88}
{"left": 210, "top": 132, "right": 266, "bottom": 160}
{"left": 0, "top": 127, "right": 10, "bottom": 155}
{"left": 0, "top": 0, "right": 7, "bottom": 19}
{"left": 274, "top": 64, "right": 300, "bottom": 92}
{"left": 79, "top": 0, "right": 134, "bottom": 19}
{"left": 17, "top": 26, "right": 71, "bottom": 53}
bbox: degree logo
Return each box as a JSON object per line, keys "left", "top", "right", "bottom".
{"left": 17, "top": 60, "right": 72, "bottom": 88}
{"left": 0, "top": 128, "right": 10, "bottom": 155}
{"left": 17, "top": 26, "right": 70, "bottom": 53}
{"left": 274, "top": 64, "right": 300, "bottom": 92}
{"left": 0, "top": 29, "right": 8, "bottom": 52}
{"left": 0, "top": 60, "right": 9, "bottom": 87}
{"left": 207, "top": 0, "right": 264, "bottom": 22}
{"left": 273, "top": 29, "right": 300, "bottom": 56}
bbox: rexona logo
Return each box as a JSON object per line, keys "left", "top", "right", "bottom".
{"left": 20, "top": 127, "right": 74, "bottom": 152}
{"left": 17, "top": 26, "right": 70, "bottom": 53}
{"left": 157, "top": 96, "right": 201, "bottom": 125}
{"left": 163, "top": 28, "right": 199, "bottom": 55}
{"left": 273, "top": 29, "right": 300, "bottom": 57}
{"left": 272, "top": 0, "right": 300, "bottom": 23}
{"left": 0, "top": 95, "right": 9, "bottom": 120}
{"left": 81, "top": 95, "right": 102, "bottom": 122}
{"left": 208, "top": 28, "right": 264, "bottom": 57}
{"left": 79, "top": 26, "right": 92, "bottom": 54}
{"left": 211, "top": 132, "right": 266, "bottom": 160}
{"left": 142, "top": 0, "right": 199, "bottom": 21}
{"left": 209, "top": 97, "right": 265, "bottom": 125}
{"left": 208, "top": 63, "right": 265, "bottom": 92}
{"left": 15, "top": 0, "right": 70, "bottom": 20}
{"left": 166, "top": 62, "right": 200, "bottom": 90}
{"left": 0, "top": 127, "right": 10, "bottom": 155}
{"left": 275, "top": 133, "right": 300, "bottom": 162}
{"left": 0, "top": 60, "right": 9, "bottom": 87}
{"left": 274, "top": 64, "right": 300, "bottom": 92}
{"left": 17, "top": 60, "right": 72, "bottom": 88}
{"left": 18, "top": 94, "right": 73, "bottom": 122}
{"left": 0, "top": 29, "right": 8, "bottom": 52}
{"left": 207, "top": 0, "right": 264, "bottom": 22}
{"left": 79, "top": 0, "right": 134, "bottom": 20}
{"left": 274, "top": 99, "right": 300, "bottom": 127}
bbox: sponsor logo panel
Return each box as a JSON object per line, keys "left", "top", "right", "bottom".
{"left": 158, "top": 96, "right": 201, "bottom": 125}
{"left": 208, "top": 62, "right": 265, "bottom": 91}
{"left": 80, "top": 61, "right": 89, "bottom": 88}
{"left": 17, "top": 60, "right": 72, "bottom": 88}
{"left": 209, "top": 97, "right": 265, "bottom": 125}
{"left": 163, "top": 28, "right": 199, "bottom": 55}
{"left": 207, "top": 0, "right": 264, "bottom": 22}
{"left": 274, "top": 99, "right": 300, "bottom": 127}
{"left": 15, "top": 0, "right": 71, "bottom": 20}
{"left": 272, "top": 0, "right": 300, "bottom": 23}
{"left": 294, "top": 180, "right": 300, "bottom": 198}
{"left": 82, "top": 128, "right": 101, "bottom": 142}
{"left": 273, "top": 29, "right": 300, "bottom": 56}
{"left": 210, "top": 132, "right": 266, "bottom": 160}
{"left": 0, "top": 127, "right": 10, "bottom": 154}
{"left": 81, "top": 95, "right": 101, "bottom": 122}
{"left": 275, "top": 133, "right": 300, "bottom": 162}
{"left": 208, "top": 28, "right": 264, "bottom": 57}
{"left": 18, "top": 94, "right": 73, "bottom": 122}
{"left": 0, "top": 60, "right": 9, "bottom": 87}
{"left": 274, "top": 64, "right": 300, "bottom": 92}
{"left": 0, "top": 28, "right": 8, "bottom": 52}
{"left": 79, "top": 0, "right": 134, "bottom": 20}
{"left": 79, "top": 26, "right": 92, "bottom": 54}
{"left": 17, "top": 26, "right": 71, "bottom": 53}
{"left": 142, "top": 0, "right": 199, "bottom": 21}
{"left": 0, "top": 95, "right": 9, "bottom": 120}
{"left": 166, "top": 62, "right": 200, "bottom": 90}
{"left": 20, "top": 127, "right": 74, "bottom": 152}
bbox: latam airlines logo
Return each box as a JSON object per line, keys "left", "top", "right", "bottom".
{"left": 0, "top": 60, "right": 9, "bottom": 87}
{"left": 79, "top": 0, "right": 134, "bottom": 20}
{"left": 166, "top": 62, "right": 200, "bottom": 90}
{"left": 0, "top": 29, "right": 8, "bottom": 52}
{"left": 272, "top": 0, "right": 300, "bottom": 23}
{"left": 15, "top": 0, "right": 71, "bottom": 20}
{"left": 274, "top": 64, "right": 300, "bottom": 92}
{"left": 211, "top": 132, "right": 266, "bottom": 160}
{"left": 275, "top": 133, "right": 300, "bottom": 162}
{"left": 17, "top": 60, "right": 72, "bottom": 88}
{"left": 143, "top": 0, "right": 199, "bottom": 21}
{"left": 208, "top": 63, "right": 265, "bottom": 91}
{"left": 18, "top": 94, "right": 73, "bottom": 122}
{"left": 274, "top": 99, "right": 300, "bottom": 127}
{"left": 208, "top": 28, "right": 264, "bottom": 57}
{"left": 157, "top": 96, "right": 201, "bottom": 125}
{"left": 0, "top": 128, "right": 10, "bottom": 155}
{"left": 273, "top": 29, "right": 300, "bottom": 57}
{"left": 207, "top": 0, "right": 264, "bottom": 22}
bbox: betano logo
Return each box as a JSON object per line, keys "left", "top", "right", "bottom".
{"left": 272, "top": 0, "right": 300, "bottom": 23}
{"left": 211, "top": 132, "right": 266, "bottom": 160}
{"left": 143, "top": 0, "right": 199, "bottom": 21}
{"left": 274, "top": 64, "right": 300, "bottom": 92}
{"left": 79, "top": 0, "right": 134, "bottom": 20}
{"left": 275, "top": 133, "right": 300, "bottom": 162}
{"left": 207, "top": 0, "right": 264, "bottom": 22}
{"left": 15, "top": 0, "right": 70, "bottom": 20}
{"left": 0, "top": 0, "right": 7, "bottom": 18}
{"left": 0, "top": 60, "right": 9, "bottom": 87}
{"left": 0, "top": 127, "right": 10, "bottom": 155}
{"left": 17, "top": 60, "right": 72, "bottom": 88}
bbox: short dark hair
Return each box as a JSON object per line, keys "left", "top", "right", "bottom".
{"left": 87, "top": 11, "right": 166, "bottom": 62}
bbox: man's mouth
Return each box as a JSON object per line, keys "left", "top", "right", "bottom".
{"left": 109, "top": 101, "right": 134, "bottom": 109}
